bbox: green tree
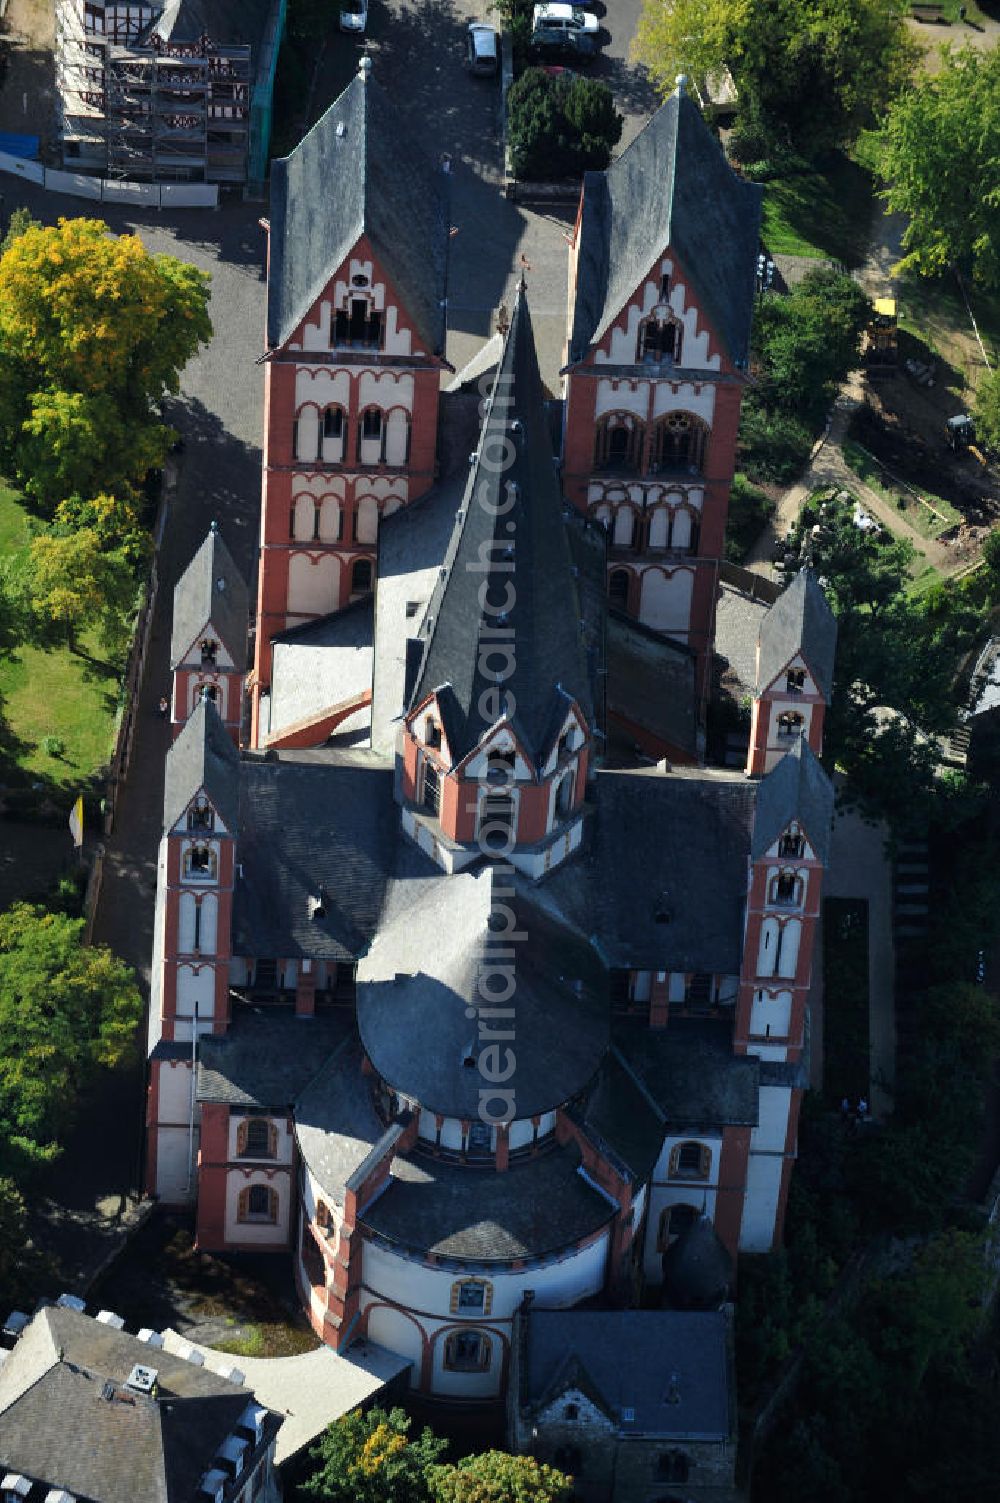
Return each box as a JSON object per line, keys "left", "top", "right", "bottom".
{"left": 754, "top": 269, "right": 870, "bottom": 426}
{"left": 508, "top": 70, "right": 622, "bottom": 180}
{"left": 633, "top": 0, "right": 915, "bottom": 155}
{"left": 974, "top": 368, "right": 1000, "bottom": 453}
{"left": 20, "top": 527, "right": 138, "bottom": 655}
{"left": 0, "top": 206, "right": 41, "bottom": 257}
{"left": 878, "top": 44, "right": 1000, "bottom": 287}
{"left": 0, "top": 904, "right": 142, "bottom": 1150}
{"left": 0, "top": 217, "right": 210, "bottom": 505}
{"left": 0, "top": 1174, "right": 55, "bottom": 1304}
{"left": 429, "top": 1452, "right": 574, "bottom": 1503}
{"left": 300, "top": 1406, "right": 448, "bottom": 1503}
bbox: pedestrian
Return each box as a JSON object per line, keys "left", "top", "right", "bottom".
{"left": 158, "top": 695, "right": 169, "bottom": 720}
{"left": 857, "top": 1096, "right": 868, "bottom": 1121}
{"left": 840, "top": 1096, "right": 851, "bottom": 1123}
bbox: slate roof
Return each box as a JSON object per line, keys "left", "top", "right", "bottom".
{"left": 295, "top": 1039, "right": 392, "bottom": 1204}
{"left": 662, "top": 1214, "right": 733, "bottom": 1310}
{"left": 410, "top": 285, "right": 594, "bottom": 762}
{"left": 267, "top": 597, "right": 374, "bottom": 740}
{"left": 568, "top": 86, "right": 762, "bottom": 366}
{"left": 543, "top": 767, "right": 756, "bottom": 973}
{"left": 606, "top": 612, "right": 697, "bottom": 757}
{"left": 170, "top": 524, "right": 248, "bottom": 670}
{"left": 197, "top": 1009, "right": 353, "bottom": 1107}
{"left": 614, "top": 1018, "right": 759, "bottom": 1128}
{"left": 751, "top": 738, "right": 835, "bottom": 865}
{"left": 357, "top": 852, "right": 609, "bottom": 1119}
{"left": 162, "top": 696, "right": 240, "bottom": 833}
{"left": 147, "top": 0, "right": 272, "bottom": 48}
{"left": 232, "top": 751, "right": 396, "bottom": 962}
{"left": 267, "top": 69, "right": 448, "bottom": 354}
{"left": 576, "top": 1048, "right": 664, "bottom": 1181}
{"left": 756, "top": 567, "right": 837, "bottom": 699}
{"left": 362, "top": 1143, "right": 614, "bottom": 1260}
{"left": 0, "top": 1305, "right": 280, "bottom": 1503}
{"left": 523, "top": 1308, "right": 734, "bottom": 1440}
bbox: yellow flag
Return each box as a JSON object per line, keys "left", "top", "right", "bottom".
{"left": 68, "top": 794, "right": 84, "bottom": 849}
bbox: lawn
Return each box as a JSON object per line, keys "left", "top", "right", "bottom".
{"left": 823, "top": 896, "right": 871, "bottom": 1106}
{"left": 841, "top": 436, "right": 963, "bottom": 539}
{"left": 0, "top": 480, "right": 119, "bottom": 786}
{"left": 760, "top": 151, "right": 875, "bottom": 268}
{"left": 896, "top": 272, "right": 1000, "bottom": 396}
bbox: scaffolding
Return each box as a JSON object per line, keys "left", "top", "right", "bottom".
{"left": 55, "top": 0, "right": 259, "bottom": 183}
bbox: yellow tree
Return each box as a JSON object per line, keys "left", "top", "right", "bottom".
{"left": 22, "top": 528, "right": 137, "bottom": 654}
{"left": 632, "top": 0, "right": 750, "bottom": 100}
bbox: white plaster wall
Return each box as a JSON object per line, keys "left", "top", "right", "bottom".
{"left": 359, "top": 370, "right": 414, "bottom": 410}
{"left": 287, "top": 552, "right": 340, "bottom": 618}
{"left": 227, "top": 1113, "right": 295, "bottom": 1165}
{"left": 749, "top": 1044, "right": 789, "bottom": 1062}
{"left": 301, "top": 1163, "right": 346, "bottom": 1236}
{"left": 594, "top": 379, "right": 648, "bottom": 420}
{"left": 294, "top": 367, "right": 351, "bottom": 409}
{"left": 176, "top": 963, "right": 216, "bottom": 1020}
{"left": 599, "top": 260, "right": 720, "bottom": 371}
{"left": 651, "top": 380, "right": 716, "bottom": 425}
{"left": 224, "top": 1170, "right": 291, "bottom": 1245}
{"left": 639, "top": 567, "right": 694, "bottom": 635}
{"left": 365, "top": 1305, "right": 423, "bottom": 1387}
{"left": 749, "top": 988, "right": 793, "bottom": 1038}
{"left": 740, "top": 1154, "right": 783, "bottom": 1253}
{"left": 292, "top": 474, "right": 347, "bottom": 502}
{"left": 750, "top": 1086, "right": 790, "bottom": 1152}
{"left": 156, "top": 1123, "right": 196, "bottom": 1203}
{"left": 464, "top": 728, "right": 529, "bottom": 781}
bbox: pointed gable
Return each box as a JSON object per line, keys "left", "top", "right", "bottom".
{"left": 408, "top": 285, "right": 594, "bottom": 763}
{"left": 568, "top": 85, "right": 762, "bottom": 366}
{"left": 163, "top": 697, "right": 240, "bottom": 834}
{"left": 170, "top": 524, "right": 248, "bottom": 670}
{"left": 756, "top": 568, "right": 837, "bottom": 700}
{"left": 266, "top": 64, "right": 449, "bottom": 354}
{"left": 751, "top": 738, "right": 834, "bottom": 865}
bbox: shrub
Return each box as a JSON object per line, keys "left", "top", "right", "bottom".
{"left": 508, "top": 69, "right": 622, "bottom": 181}
{"left": 737, "top": 397, "right": 813, "bottom": 483}
{"left": 725, "top": 471, "right": 776, "bottom": 561}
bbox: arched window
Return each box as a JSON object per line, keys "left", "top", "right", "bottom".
{"left": 239, "top": 1117, "right": 276, "bottom": 1158}
{"left": 425, "top": 717, "right": 442, "bottom": 749}
{"left": 659, "top": 1451, "right": 690, "bottom": 1483}
{"left": 450, "top": 1278, "right": 493, "bottom": 1314}
{"left": 355, "top": 495, "right": 380, "bottom": 545}
{"left": 300, "top": 1213, "right": 325, "bottom": 1286}
{"left": 443, "top": 1330, "right": 491, "bottom": 1372}
{"left": 351, "top": 558, "right": 373, "bottom": 595}
{"left": 556, "top": 770, "right": 575, "bottom": 818}
{"left": 669, "top": 1141, "right": 711, "bottom": 1179}
{"left": 771, "top": 870, "right": 800, "bottom": 906}
{"left": 637, "top": 313, "right": 680, "bottom": 364}
{"left": 779, "top": 826, "right": 805, "bottom": 858}
{"left": 184, "top": 845, "right": 217, "bottom": 880}
{"left": 608, "top": 569, "right": 631, "bottom": 610}
{"left": 358, "top": 408, "right": 385, "bottom": 464}
{"left": 188, "top": 799, "right": 212, "bottom": 832}
{"left": 594, "top": 412, "right": 644, "bottom": 473}
{"left": 777, "top": 710, "right": 804, "bottom": 738}
{"left": 239, "top": 1184, "right": 277, "bottom": 1223}
{"left": 321, "top": 405, "right": 345, "bottom": 463}
{"left": 657, "top": 1202, "right": 699, "bottom": 1251}
{"left": 421, "top": 762, "right": 441, "bottom": 815}
{"left": 612, "top": 506, "right": 635, "bottom": 548}
{"left": 480, "top": 791, "right": 515, "bottom": 852}
{"left": 652, "top": 412, "right": 708, "bottom": 474}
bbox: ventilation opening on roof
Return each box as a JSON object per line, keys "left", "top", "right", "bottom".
{"left": 405, "top": 601, "right": 420, "bottom": 618}
{"left": 654, "top": 893, "right": 673, "bottom": 924}
{"left": 462, "top": 1048, "right": 477, "bottom": 1069}
{"left": 308, "top": 886, "right": 328, "bottom": 921}
{"left": 125, "top": 1364, "right": 158, "bottom": 1395}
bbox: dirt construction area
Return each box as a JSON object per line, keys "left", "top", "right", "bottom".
{"left": 0, "top": 0, "right": 55, "bottom": 151}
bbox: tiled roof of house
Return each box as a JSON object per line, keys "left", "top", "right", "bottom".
{"left": 523, "top": 1308, "right": 734, "bottom": 1440}
{"left": 162, "top": 696, "right": 240, "bottom": 833}
{"left": 409, "top": 285, "right": 594, "bottom": 762}
{"left": 568, "top": 87, "right": 762, "bottom": 366}
{"left": 232, "top": 750, "right": 396, "bottom": 962}
{"left": 357, "top": 851, "right": 609, "bottom": 1120}
{"left": 0, "top": 1306, "right": 279, "bottom": 1503}
{"left": 750, "top": 736, "right": 835, "bottom": 865}
{"left": 170, "top": 524, "right": 248, "bottom": 671}
{"left": 267, "top": 68, "right": 448, "bottom": 354}
{"left": 755, "top": 566, "right": 837, "bottom": 699}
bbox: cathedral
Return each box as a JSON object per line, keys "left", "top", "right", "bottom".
{"left": 146, "top": 61, "right": 838, "bottom": 1411}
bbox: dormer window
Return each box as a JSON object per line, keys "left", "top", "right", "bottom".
{"left": 786, "top": 668, "right": 806, "bottom": 693}
{"left": 777, "top": 711, "right": 804, "bottom": 739}
{"left": 200, "top": 638, "right": 218, "bottom": 664}
{"left": 188, "top": 800, "right": 212, "bottom": 832}
{"left": 487, "top": 748, "right": 515, "bottom": 782}
{"left": 779, "top": 827, "right": 804, "bottom": 858}
{"left": 557, "top": 728, "right": 575, "bottom": 761}
{"left": 425, "top": 718, "right": 442, "bottom": 750}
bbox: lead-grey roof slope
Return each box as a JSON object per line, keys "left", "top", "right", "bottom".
{"left": 542, "top": 768, "right": 757, "bottom": 973}
{"left": 149, "top": 0, "right": 272, "bottom": 47}
{"left": 523, "top": 1308, "right": 733, "bottom": 1440}
{"left": 198, "top": 1009, "right": 353, "bottom": 1106}
{"left": 162, "top": 696, "right": 240, "bottom": 833}
{"left": 267, "top": 70, "right": 448, "bottom": 354}
{"left": 569, "top": 87, "right": 762, "bottom": 366}
{"left": 170, "top": 524, "right": 249, "bottom": 670}
{"left": 751, "top": 737, "right": 835, "bottom": 865}
{"left": 357, "top": 852, "right": 609, "bottom": 1119}
{"left": 0, "top": 1305, "right": 280, "bottom": 1503}
{"left": 410, "top": 285, "right": 594, "bottom": 762}
{"left": 614, "top": 1018, "right": 759, "bottom": 1128}
{"left": 756, "top": 566, "right": 837, "bottom": 699}
{"left": 232, "top": 752, "right": 396, "bottom": 961}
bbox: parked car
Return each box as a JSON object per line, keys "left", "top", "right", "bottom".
{"left": 467, "top": 22, "right": 499, "bottom": 76}
{"left": 530, "top": 3, "right": 601, "bottom": 59}
{"left": 339, "top": 0, "right": 368, "bottom": 33}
